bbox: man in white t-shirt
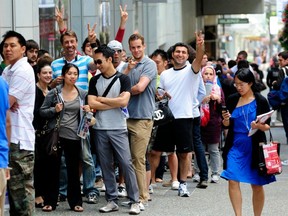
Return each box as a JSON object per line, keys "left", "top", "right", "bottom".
{"left": 2, "top": 30, "right": 35, "bottom": 215}
{"left": 153, "top": 32, "right": 205, "bottom": 197}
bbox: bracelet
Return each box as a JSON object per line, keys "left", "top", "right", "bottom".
{"left": 59, "top": 28, "right": 67, "bottom": 35}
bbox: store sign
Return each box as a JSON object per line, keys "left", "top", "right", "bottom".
{"left": 218, "top": 18, "right": 249, "bottom": 24}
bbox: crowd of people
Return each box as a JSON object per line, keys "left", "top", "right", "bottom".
{"left": 0, "top": 5, "right": 288, "bottom": 216}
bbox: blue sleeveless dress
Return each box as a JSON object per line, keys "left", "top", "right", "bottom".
{"left": 221, "top": 100, "right": 276, "bottom": 185}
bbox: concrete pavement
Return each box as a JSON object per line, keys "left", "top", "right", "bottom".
{"left": 5, "top": 127, "right": 286, "bottom": 216}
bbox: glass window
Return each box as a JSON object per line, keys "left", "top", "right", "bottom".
{"left": 39, "top": 0, "right": 70, "bottom": 59}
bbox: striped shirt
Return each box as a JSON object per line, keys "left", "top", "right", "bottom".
{"left": 2, "top": 57, "right": 35, "bottom": 151}
{"left": 51, "top": 55, "right": 93, "bottom": 91}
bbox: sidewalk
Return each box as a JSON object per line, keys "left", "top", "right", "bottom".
{"left": 4, "top": 127, "right": 287, "bottom": 216}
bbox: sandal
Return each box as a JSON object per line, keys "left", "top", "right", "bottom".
{"left": 74, "top": 205, "right": 83, "bottom": 212}
{"left": 42, "top": 205, "right": 53, "bottom": 212}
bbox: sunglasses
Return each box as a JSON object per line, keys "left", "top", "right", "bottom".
{"left": 115, "top": 50, "right": 122, "bottom": 54}
{"left": 94, "top": 59, "right": 103, "bottom": 65}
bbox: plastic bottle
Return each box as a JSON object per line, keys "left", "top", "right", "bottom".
{"left": 77, "top": 112, "right": 93, "bottom": 139}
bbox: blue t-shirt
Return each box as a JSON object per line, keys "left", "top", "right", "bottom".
{"left": 51, "top": 55, "right": 93, "bottom": 91}
{"left": 0, "top": 76, "right": 9, "bottom": 168}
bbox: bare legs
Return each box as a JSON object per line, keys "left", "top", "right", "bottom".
{"left": 251, "top": 185, "right": 264, "bottom": 216}
{"left": 228, "top": 180, "right": 265, "bottom": 216}
{"left": 229, "top": 180, "right": 242, "bottom": 216}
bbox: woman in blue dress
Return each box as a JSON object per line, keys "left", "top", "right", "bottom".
{"left": 221, "top": 68, "right": 275, "bottom": 216}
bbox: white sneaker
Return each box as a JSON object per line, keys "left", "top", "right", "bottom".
{"left": 148, "top": 184, "right": 154, "bottom": 194}
{"left": 129, "top": 203, "right": 140, "bottom": 215}
{"left": 139, "top": 202, "right": 145, "bottom": 211}
{"left": 99, "top": 201, "right": 119, "bottom": 213}
{"left": 178, "top": 182, "right": 190, "bottom": 197}
{"left": 100, "top": 184, "right": 106, "bottom": 192}
{"left": 192, "top": 173, "right": 200, "bottom": 183}
{"left": 211, "top": 174, "right": 219, "bottom": 183}
{"left": 118, "top": 186, "right": 128, "bottom": 197}
{"left": 171, "top": 181, "right": 180, "bottom": 190}
{"left": 281, "top": 160, "right": 288, "bottom": 166}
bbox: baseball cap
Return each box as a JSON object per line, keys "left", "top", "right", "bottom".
{"left": 107, "top": 40, "right": 123, "bottom": 50}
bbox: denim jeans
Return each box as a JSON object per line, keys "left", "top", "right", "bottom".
{"left": 81, "top": 136, "right": 99, "bottom": 196}
{"left": 92, "top": 154, "right": 102, "bottom": 179}
{"left": 59, "top": 153, "right": 67, "bottom": 197}
{"left": 194, "top": 143, "right": 220, "bottom": 175}
{"left": 192, "top": 117, "right": 208, "bottom": 181}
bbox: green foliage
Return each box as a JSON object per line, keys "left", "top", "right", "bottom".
{"left": 280, "top": 4, "right": 288, "bottom": 50}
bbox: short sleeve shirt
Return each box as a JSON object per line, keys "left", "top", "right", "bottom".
{"left": 2, "top": 57, "right": 35, "bottom": 150}
{"left": 51, "top": 55, "right": 92, "bottom": 91}
{"left": 122, "top": 56, "right": 157, "bottom": 119}
{"left": 0, "top": 77, "right": 9, "bottom": 168}
{"left": 88, "top": 72, "right": 131, "bottom": 130}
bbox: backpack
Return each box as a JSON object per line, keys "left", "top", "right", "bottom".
{"left": 268, "top": 77, "right": 288, "bottom": 109}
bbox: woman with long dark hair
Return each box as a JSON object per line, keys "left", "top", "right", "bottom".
{"left": 40, "top": 63, "right": 90, "bottom": 212}
{"left": 221, "top": 68, "right": 276, "bottom": 216}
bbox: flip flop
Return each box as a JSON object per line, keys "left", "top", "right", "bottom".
{"left": 74, "top": 205, "right": 84, "bottom": 212}
{"left": 42, "top": 205, "right": 53, "bottom": 212}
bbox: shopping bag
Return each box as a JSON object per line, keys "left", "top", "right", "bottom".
{"left": 258, "top": 140, "right": 281, "bottom": 176}
{"left": 153, "top": 98, "right": 174, "bottom": 127}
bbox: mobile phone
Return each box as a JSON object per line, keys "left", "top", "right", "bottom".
{"left": 222, "top": 105, "right": 228, "bottom": 112}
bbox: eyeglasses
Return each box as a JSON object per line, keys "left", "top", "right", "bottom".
{"left": 233, "top": 82, "right": 248, "bottom": 88}
{"left": 115, "top": 50, "right": 122, "bottom": 54}
{"left": 94, "top": 59, "right": 103, "bottom": 65}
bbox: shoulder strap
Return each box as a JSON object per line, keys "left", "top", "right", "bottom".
{"left": 102, "top": 72, "right": 121, "bottom": 97}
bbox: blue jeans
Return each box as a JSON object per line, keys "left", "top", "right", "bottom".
{"left": 81, "top": 136, "right": 99, "bottom": 196}
{"left": 192, "top": 117, "right": 208, "bottom": 181}
{"left": 59, "top": 153, "right": 67, "bottom": 197}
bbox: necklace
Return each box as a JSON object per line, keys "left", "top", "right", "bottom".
{"left": 36, "top": 83, "right": 48, "bottom": 96}
{"left": 242, "top": 103, "right": 250, "bottom": 132}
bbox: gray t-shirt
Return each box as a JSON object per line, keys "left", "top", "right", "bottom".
{"left": 60, "top": 97, "right": 80, "bottom": 140}
{"left": 122, "top": 56, "right": 157, "bottom": 119}
{"left": 88, "top": 72, "right": 131, "bottom": 130}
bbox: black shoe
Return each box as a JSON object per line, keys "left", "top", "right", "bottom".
{"left": 58, "top": 194, "right": 67, "bottom": 202}
{"left": 196, "top": 180, "right": 208, "bottom": 189}
{"left": 35, "top": 202, "right": 44, "bottom": 208}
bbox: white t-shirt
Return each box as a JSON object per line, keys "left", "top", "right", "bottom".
{"left": 159, "top": 64, "right": 203, "bottom": 118}
{"left": 2, "top": 57, "right": 35, "bottom": 151}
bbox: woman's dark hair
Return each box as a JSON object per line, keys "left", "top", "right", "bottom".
{"left": 235, "top": 68, "right": 259, "bottom": 92}
{"left": 61, "top": 63, "right": 79, "bottom": 85}
{"left": 81, "top": 37, "right": 101, "bottom": 53}
{"left": 37, "top": 57, "right": 53, "bottom": 74}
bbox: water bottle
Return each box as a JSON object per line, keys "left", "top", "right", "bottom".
{"left": 77, "top": 112, "right": 93, "bottom": 139}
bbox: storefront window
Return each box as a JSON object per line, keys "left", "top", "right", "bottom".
{"left": 39, "top": 0, "right": 70, "bottom": 59}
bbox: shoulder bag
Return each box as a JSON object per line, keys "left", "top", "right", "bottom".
{"left": 258, "top": 130, "right": 282, "bottom": 176}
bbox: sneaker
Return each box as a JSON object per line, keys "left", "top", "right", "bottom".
{"left": 148, "top": 184, "right": 154, "bottom": 194}
{"left": 192, "top": 173, "right": 200, "bottom": 183}
{"left": 196, "top": 180, "right": 208, "bottom": 189}
{"left": 281, "top": 160, "right": 288, "bottom": 166}
{"left": 178, "top": 183, "right": 190, "bottom": 197}
{"left": 86, "top": 193, "right": 99, "bottom": 204}
{"left": 211, "top": 174, "right": 220, "bottom": 183}
{"left": 139, "top": 202, "right": 145, "bottom": 211}
{"left": 171, "top": 181, "right": 180, "bottom": 190}
{"left": 118, "top": 186, "right": 128, "bottom": 197}
{"left": 99, "top": 201, "right": 119, "bottom": 213}
{"left": 100, "top": 184, "right": 106, "bottom": 192}
{"left": 129, "top": 203, "right": 140, "bottom": 215}
{"left": 121, "top": 201, "right": 132, "bottom": 207}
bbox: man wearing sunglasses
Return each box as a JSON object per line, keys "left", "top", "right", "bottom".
{"left": 107, "top": 40, "right": 126, "bottom": 72}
